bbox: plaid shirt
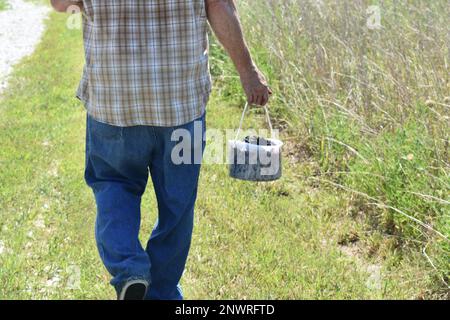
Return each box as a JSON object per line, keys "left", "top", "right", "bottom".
{"left": 76, "top": 0, "right": 211, "bottom": 127}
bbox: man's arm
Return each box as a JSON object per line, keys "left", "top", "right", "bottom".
{"left": 206, "top": 0, "right": 271, "bottom": 106}
{"left": 50, "top": 0, "right": 83, "bottom": 13}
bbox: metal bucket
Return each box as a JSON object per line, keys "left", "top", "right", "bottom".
{"left": 228, "top": 103, "right": 283, "bottom": 182}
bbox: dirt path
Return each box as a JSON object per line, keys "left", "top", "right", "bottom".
{"left": 0, "top": 0, "right": 50, "bottom": 94}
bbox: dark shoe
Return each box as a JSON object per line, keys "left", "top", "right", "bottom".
{"left": 118, "top": 280, "right": 148, "bottom": 300}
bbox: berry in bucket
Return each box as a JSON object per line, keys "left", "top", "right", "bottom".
{"left": 228, "top": 103, "right": 283, "bottom": 182}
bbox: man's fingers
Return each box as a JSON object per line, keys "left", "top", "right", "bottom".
{"left": 255, "top": 94, "right": 264, "bottom": 106}
{"left": 245, "top": 85, "right": 272, "bottom": 106}
{"left": 255, "top": 88, "right": 271, "bottom": 106}
{"left": 246, "top": 92, "right": 253, "bottom": 104}
{"left": 259, "top": 93, "right": 266, "bottom": 106}
{"left": 261, "top": 92, "right": 269, "bottom": 106}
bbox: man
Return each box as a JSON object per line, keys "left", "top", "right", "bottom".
{"left": 51, "top": 0, "right": 271, "bottom": 300}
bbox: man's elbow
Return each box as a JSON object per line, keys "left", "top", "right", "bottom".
{"left": 50, "top": 0, "right": 68, "bottom": 13}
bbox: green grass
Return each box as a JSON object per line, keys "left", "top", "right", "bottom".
{"left": 0, "top": 0, "right": 10, "bottom": 11}
{"left": 0, "top": 11, "right": 445, "bottom": 299}
{"left": 236, "top": 0, "right": 449, "bottom": 292}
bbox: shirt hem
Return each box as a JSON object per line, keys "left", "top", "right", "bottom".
{"left": 76, "top": 93, "right": 210, "bottom": 128}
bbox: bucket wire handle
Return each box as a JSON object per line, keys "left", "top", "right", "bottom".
{"left": 234, "top": 102, "right": 274, "bottom": 141}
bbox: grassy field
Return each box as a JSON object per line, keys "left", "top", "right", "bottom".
{"left": 0, "top": 6, "right": 447, "bottom": 299}
{"left": 237, "top": 0, "right": 449, "bottom": 293}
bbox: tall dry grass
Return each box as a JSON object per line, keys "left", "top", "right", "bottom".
{"left": 236, "top": 0, "right": 449, "bottom": 289}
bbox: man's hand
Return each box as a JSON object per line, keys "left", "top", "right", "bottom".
{"left": 206, "top": 0, "right": 272, "bottom": 106}
{"left": 240, "top": 67, "right": 272, "bottom": 106}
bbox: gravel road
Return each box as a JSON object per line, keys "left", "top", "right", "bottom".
{"left": 0, "top": 0, "right": 50, "bottom": 94}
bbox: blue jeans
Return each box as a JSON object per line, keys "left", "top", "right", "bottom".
{"left": 84, "top": 113, "right": 206, "bottom": 300}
